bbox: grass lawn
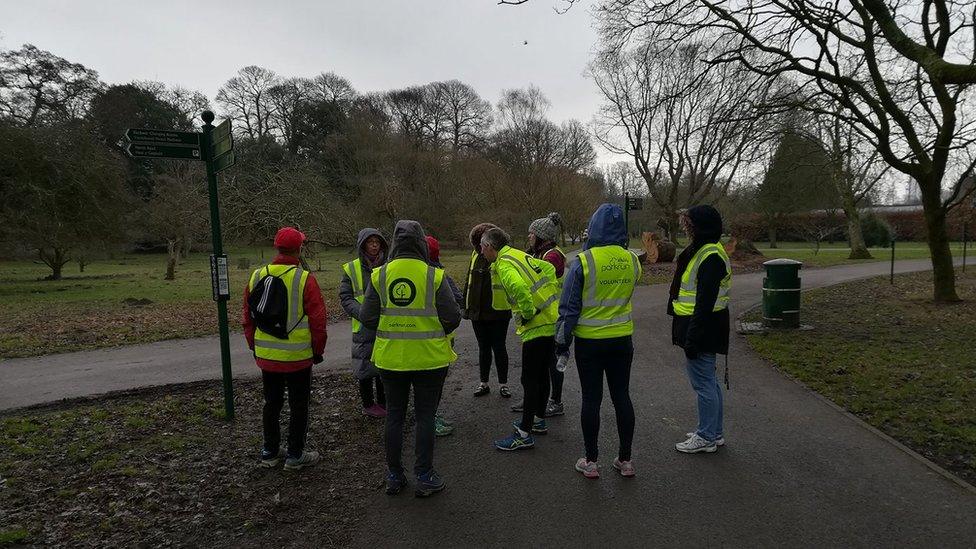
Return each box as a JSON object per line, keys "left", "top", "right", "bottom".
{"left": 0, "top": 371, "right": 382, "bottom": 547}
{"left": 0, "top": 245, "right": 474, "bottom": 359}
{"left": 2, "top": 238, "right": 970, "bottom": 359}
{"left": 743, "top": 270, "right": 976, "bottom": 486}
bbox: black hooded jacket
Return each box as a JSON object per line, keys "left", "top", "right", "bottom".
{"left": 360, "top": 220, "right": 462, "bottom": 340}
{"left": 668, "top": 205, "right": 730, "bottom": 355}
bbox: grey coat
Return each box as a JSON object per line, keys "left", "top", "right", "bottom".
{"left": 360, "top": 221, "right": 462, "bottom": 358}
{"left": 339, "top": 228, "right": 388, "bottom": 380}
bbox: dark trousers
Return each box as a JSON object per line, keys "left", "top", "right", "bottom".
{"left": 520, "top": 336, "right": 554, "bottom": 431}
{"left": 262, "top": 367, "right": 312, "bottom": 459}
{"left": 472, "top": 319, "right": 510, "bottom": 384}
{"left": 358, "top": 376, "right": 386, "bottom": 408}
{"left": 576, "top": 336, "right": 635, "bottom": 462}
{"left": 379, "top": 367, "right": 448, "bottom": 476}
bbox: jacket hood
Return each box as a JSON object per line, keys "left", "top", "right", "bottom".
{"left": 356, "top": 228, "right": 388, "bottom": 264}
{"left": 389, "top": 220, "right": 429, "bottom": 262}
{"left": 687, "top": 205, "right": 723, "bottom": 245}
{"left": 583, "top": 203, "right": 629, "bottom": 250}
{"left": 469, "top": 223, "right": 498, "bottom": 252}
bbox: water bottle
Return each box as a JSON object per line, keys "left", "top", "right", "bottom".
{"left": 556, "top": 353, "right": 570, "bottom": 372}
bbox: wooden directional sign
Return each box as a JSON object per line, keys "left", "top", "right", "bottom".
{"left": 125, "top": 127, "right": 201, "bottom": 160}
{"left": 127, "top": 141, "right": 202, "bottom": 160}
{"left": 214, "top": 150, "right": 235, "bottom": 173}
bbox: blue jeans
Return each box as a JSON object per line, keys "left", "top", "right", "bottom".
{"left": 685, "top": 353, "right": 724, "bottom": 442}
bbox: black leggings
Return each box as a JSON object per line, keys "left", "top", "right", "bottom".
{"left": 358, "top": 376, "right": 386, "bottom": 408}
{"left": 472, "top": 318, "right": 510, "bottom": 384}
{"left": 521, "top": 336, "right": 554, "bottom": 431}
{"left": 576, "top": 336, "right": 635, "bottom": 462}
{"left": 262, "top": 367, "right": 312, "bottom": 459}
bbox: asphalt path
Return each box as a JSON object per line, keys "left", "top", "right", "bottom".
{"left": 2, "top": 259, "right": 975, "bottom": 547}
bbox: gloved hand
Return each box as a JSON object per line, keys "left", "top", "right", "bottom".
{"left": 683, "top": 346, "right": 699, "bottom": 361}
{"left": 555, "top": 344, "right": 570, "bottom": 356}
{"left": 313, "top": 354, "right": 324, "bottom": 364}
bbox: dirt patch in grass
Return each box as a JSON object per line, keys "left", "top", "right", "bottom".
{"left": 743, "top": 271, "right": 976, "bottom": 486}
{"left": 0, "top": 373, "right": 384, "bottom": 548}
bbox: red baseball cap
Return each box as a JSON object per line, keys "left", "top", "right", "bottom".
{"left": 274, "top": 227, "right": 306, "bottom": 250}
{"left": 425, "top": 235, "right": 440, "bottom": 262}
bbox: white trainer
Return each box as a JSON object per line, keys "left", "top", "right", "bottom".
{"left": 676, "top": 433, "right": 718, "bottom": 454}
{"left": 686, "top": 432, "right": 725, "bottom": 447}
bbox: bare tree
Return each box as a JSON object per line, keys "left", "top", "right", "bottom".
{"left": 308, "top": 72, "right": 357, "bottom": 106}
{"left": 142, "top": 163, "right": 209, "bottom": 280}
{"left": 431, "top": 80, "right": 493, "bottom": 153}
{"left": 812, "top": 104, "right": 892, "bottom": 258}
{"left": 0, "top": 44, "right": 102, "bottom": 126}
{"left": 592, "top": 39, "right": 773, "bottom": 238}
{"left": 268, "top": 77, "right": 315, "bottom": 154}
{"left": 589, "top": 0, "right": 976, "bottom": 301}
{"left": 216, "top": 65, "right": 280, "bottom": 140}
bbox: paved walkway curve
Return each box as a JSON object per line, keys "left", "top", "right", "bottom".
{"left": 3, "top": 259, "right": 975, "bottom": 547}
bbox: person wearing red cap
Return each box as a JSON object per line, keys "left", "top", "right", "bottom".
{"left": 243, "top": 227, "right": 328, "bottom": 471}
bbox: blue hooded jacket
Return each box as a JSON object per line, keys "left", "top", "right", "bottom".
{"left": 555, "top": 203, "right": 630, "bottom": 351}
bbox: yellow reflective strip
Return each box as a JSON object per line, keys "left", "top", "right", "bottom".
{"left": 255, "top": 340, "right": 311, "bottom": 351}
{"left": 577, "top": 313, "right": 632, "bottom": 327}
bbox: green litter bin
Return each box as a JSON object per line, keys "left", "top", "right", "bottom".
{"left": 762, "top": 258, "right": 802, "bottom": 329}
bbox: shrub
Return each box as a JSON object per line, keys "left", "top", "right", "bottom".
{"left": 860, "top": 213, "right": 894, "bottom": 247}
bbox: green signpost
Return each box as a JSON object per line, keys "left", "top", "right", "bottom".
{"left": 200, "top": 111, "right": 235, "bottom": 420}
{"left": 124, "top": 112, "right": 236, "bottom": 420}
{"left": 623, "top": 193, "right": 643, "bottom": 239}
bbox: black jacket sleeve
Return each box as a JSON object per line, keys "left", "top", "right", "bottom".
{"left": 685, "top": 254, "right": 727, "bottom": 350}
{"left": 360, "top": 280, "right": 381, "bottom": 330}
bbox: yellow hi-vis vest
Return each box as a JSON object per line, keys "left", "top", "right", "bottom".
{"left": 574, "top": 245, "right": 642, "bottom": 339}
{"left": 672, "top": 243, "right": 732, "bottom": 316}
{"left": 342, "top": 258, "right": 366, "bottom": 333}
{"left": 370, "top": 258, "right": 457, "bottom": 371}
{"left": 249, "top": 264, "right": 312, "bottom": 361}
{"left": 465, "top": 251, "right": 512, "bottom": 312}
{"left": 492, "top": 246, "right": 559, "bottom": 341}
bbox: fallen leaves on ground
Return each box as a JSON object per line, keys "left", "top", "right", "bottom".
{"left": 0, "top": 373, "right": 384, "bottom": 548}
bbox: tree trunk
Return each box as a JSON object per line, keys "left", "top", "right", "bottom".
{"left": 165, "top": 240, "right": 178, "bottom": 281}
{"left": 842, "top": 190, "right": 872, "bottom": 259}
{"left": 919, "top": 180, "right": 959, "bottom": 302}
{"left": 768, "top": 226, "right": 778, "bottom": 249}
{"left": 78, "top": 259, "right": 86, "bottom": 273}
{"left": 39, "top": 247, "right": 69, "bottom": 281}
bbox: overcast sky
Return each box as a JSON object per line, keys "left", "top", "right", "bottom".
{"left": 2, "top": 0, "right": 622, "bottom": 163}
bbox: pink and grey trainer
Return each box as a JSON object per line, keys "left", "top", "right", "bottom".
{"left": 612, "top": 458, "right": 635, "bottom": 477}
{"left": 575, "top": 457, "right": 599, "bottom": 479}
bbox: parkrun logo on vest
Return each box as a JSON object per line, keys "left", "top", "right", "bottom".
{"left": 601, "top": 257, "right": 632, "bottom": 272}
{"left": 389, "top": 278, "right": 417, "bottom": 306}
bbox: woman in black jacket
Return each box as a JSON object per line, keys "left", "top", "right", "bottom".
{"left": 463, "top": 223, "right": 513, "bottom": 398}
{"left": 667, "top": 205, "right": 730, "bottom": 454}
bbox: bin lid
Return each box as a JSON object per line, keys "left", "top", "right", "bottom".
{"left": 763, "top": 258, "right": 803, "bottom": 267}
